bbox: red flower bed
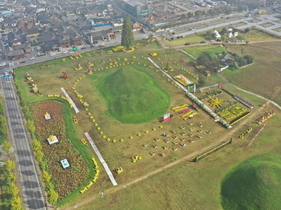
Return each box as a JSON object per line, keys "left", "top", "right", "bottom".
{"left": 32, "top": 101, "right": 89, "bottom": 198}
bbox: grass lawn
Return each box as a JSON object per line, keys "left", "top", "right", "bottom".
{"left": 163, "top": 34, "right": 207, "bottom": 47}
{"left": 14, "top": 39, "right": 281, "bottom": 210}
{"left": 96, "top": 66, "right": 169, "bottom": 124}
{"left": 272, "top": 27, "right": 281, "bottom": 32}
{"left": 239, "top": 28, "right": 280, "bottom": 41}
{"left": 259, "top": 23, "right": 275, "bottom": 28}
{"left": 221, "top": 154, "right": 281, "bottom": 210}
{"left": 183, "top": 45, "right": 226, "bottom": 58}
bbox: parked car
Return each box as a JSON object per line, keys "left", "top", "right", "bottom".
{"left": 38, "top": 52, "right": 45, "bottom": 56}
{"left": 29, "top": 57, "right": 35, "bottom": 60}
{"left": 81, "top": 47, "right": 86, "bottom": 50}
{"left": 200, "top": 41, "right": 206, "bottom": 44}
{"left": 19, "top": 60, "right": 26, "bottom": 63}
{"left": 185, "top": 43, "right": 191, "bottom": 45}
{"left": 0, "top": 62, "right": 6, "bottom": 66}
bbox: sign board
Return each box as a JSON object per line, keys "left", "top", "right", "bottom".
{"left": 2, "top": 75, "right": 10, "bottom": 78}
{"left": 72, "top": 47, "right": 78, "bottom": 51}
{"left": 163, "top": 113, "right": 170, "bottom": 119}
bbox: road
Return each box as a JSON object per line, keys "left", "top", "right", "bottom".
{"left": 0, "top": 69, "right": 46, "bottom": 210}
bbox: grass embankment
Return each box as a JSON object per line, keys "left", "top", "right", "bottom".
{"left": 221, "top": 154, "right": 281, "bottom": 210}
{"left": 97, "top": 66, "right": 170, "bottom": 124}
{"left": 184, "top": 45, "right": 227, "bottom": 58}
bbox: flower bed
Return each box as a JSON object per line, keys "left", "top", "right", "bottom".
{"left": 32, "top": 101, "right": 89, "bottom": 198}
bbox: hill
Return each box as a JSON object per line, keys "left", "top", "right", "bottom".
{"left": 97, "top": 66, "right": 170, "bottom": 123}
{"left": 221, "top": 154, "right": 281, "bottom": 210}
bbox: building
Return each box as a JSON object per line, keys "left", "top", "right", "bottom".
{"left": 122, "top": 1, "right": 153, "bottom": 18}
{"left": 213, "top": 30, "right": 221, "bottom": 39}
{"left": 227, "top": 28, "right": 238, "bottom": 38}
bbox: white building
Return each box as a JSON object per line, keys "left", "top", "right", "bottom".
{"left": 213, "top": 30, "right": 221, "bottom": 39}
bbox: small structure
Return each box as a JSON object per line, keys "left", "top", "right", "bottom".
{"left": 61, "top": 158, "right": 70, "bottom": 169}
{"left": 88, "top": 67, "right": 93, "bottom": 75}
{"left": 174, "top": 74, "right": 193, "bottom": 86}
{"left": 44, "top": 112, "right": 51, "bottom": 120}
{"left": 160, "top": 113, "right": 174, "bottom": 123}
{"left": 115, "top": 167, "right": 123, "bottom": 174}
{"left": 62, "top": 72, "right": 69, "bottom": 80}
{"left": 73, "top": 116, "right": 78, "bottom": 123}
{"left": 47, "top": 135, "right": 59, "bottom": 145}
{"left": 87, "top": 59, "right": 94, "bottom": 67}
{"left": 213, "top": 30, "right": 221, "bottom": 39}
{"left": 75, "top": 62, "right": 83, "bottom": 71}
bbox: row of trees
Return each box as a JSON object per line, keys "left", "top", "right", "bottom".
{"left": 15, "top": 78, "right": 58, "bottom": 204}
{"left": 0, "top": 95, "right": 7, "bottom": 142}
{"left": 229, "top": 54, "right": 254, "bottom": 71}
{"left": 32, "top": 139, "right": 58, "bottom": 204}
{"left": 0, "top": 159, "right": 23, "bottom": 210}
{"left": 196, "top": 51, "right": 254, "bottom": 72}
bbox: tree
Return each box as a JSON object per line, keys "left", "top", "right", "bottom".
{"left": 187, "top": 12, "right": 194, "bottom": 18}
{"left": 45, "top": 180, "right": 55, "bottom": 190}
{"left": 32, "top": 139, "right": 42, "bottom": 151}
{"left": 0, "top": 115, "right": 7, "bottom": 134}
{"left": 237, "top": 57, "right": 247, "bottom": 67}
{"left": 3, "top": 141, "right": 11, "bottom": 153}
{"left": 244, "top": 55, "right": 254, "bottom": 64}
{"left": 35, "top": 150, "right": 44, "bottom": 162}
{"left": 11, "top": 196, "right": 22, "bottom": 210}
{"left": 195, "top": 10, "right": 202, "bottom": 19}
{"left": 197, "top": 54, "right": 210, "bottom": 66}
{"left": 241, "top": 48, "right": 245, "bottom": 55}
{"left": 42, "top": 171, "right": 51, "bottom": 182}
{"left": 48, "top": 189, "right": 59, "bottom": 204}
{"left": 26, "top": 120, "right": 35, "bottom": 133}
{"left": 221, "top": 34, "right": 227, "bottom": 42}
{"left": 8, "top": 172, "right": 16, "bottom": 183}
{"left": 121, "top": 15, "right": 134, "bottom": 50}
{"left": 220, "top": 28, "right": 228, "bottom": 35}
{"left": 198, "top": 74, "right": 207, "bottom": 86}
{"left": 207, "top": 9, "right": 216, "bottom": 17}
{"left": 10, "top": 183, "right": 19, "bottom": 197}
{"left": 6, "top": 160, "right": 15, "bottom": 171}
{"left": 229, "top": 62, "right": 239, "bottom": 71}
{"left": 205, "top": 30, "right": 216, "bottom": 40}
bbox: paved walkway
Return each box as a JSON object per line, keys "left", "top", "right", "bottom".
{"left": 84, "top": 132, "right": 118, "bottom": 186}
{"left": 61, "top": 87, "right": 79, "bottom": 114}
{"left": 180, "top": 49, "right": 196, "bottom": 60}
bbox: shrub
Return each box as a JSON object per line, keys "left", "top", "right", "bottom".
{"left": 3, "top": 141, "right": 11, "bottom": 152}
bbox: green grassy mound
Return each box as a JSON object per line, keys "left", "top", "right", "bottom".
{"left": 221, "top": 154, "right": 281, "bottom": 210}
{"left": 97, "top": 66, "right": 170, "bottom": 123}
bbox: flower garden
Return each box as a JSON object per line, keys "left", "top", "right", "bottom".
{"left": 32, "top": 101, "right": 90, "bottom": 198}
{"left": 13, "top": 39, "right": 278, "bottom": 209}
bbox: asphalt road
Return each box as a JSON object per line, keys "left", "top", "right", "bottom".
{"left": 0, "top": 68, "right": 46, "bottom": 210}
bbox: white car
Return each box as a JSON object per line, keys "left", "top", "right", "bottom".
{"left": 0, "top": 62, "right": 6, "bottom": 66}
{"left": 29, "top": 57, "right": 35, "bottom": 60}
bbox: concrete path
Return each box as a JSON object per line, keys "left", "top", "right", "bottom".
{"left": 84, "top": 132, "right": 118, "bottom": 186}
{"left": 61, "top": 87, "right": 79, "bottom": 114}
